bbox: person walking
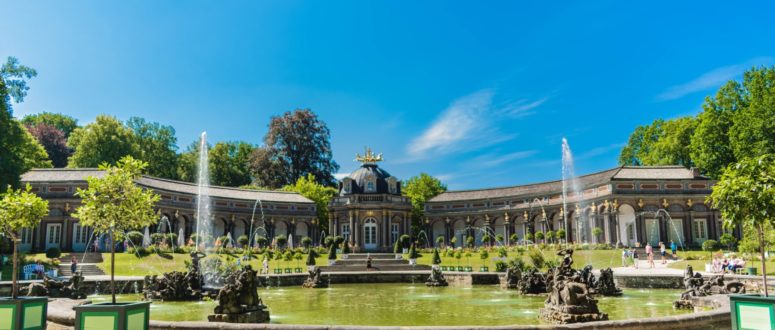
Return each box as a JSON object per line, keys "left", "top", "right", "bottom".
{"left": 70, "top": 256, "right": 78, "bottom": 275}
{"left": 645, "top": 243, "right": 655, "bottom": 268}
{"left": 670, "top": 240, "right": 677, "bottom": 258}
{"left": 660, "top": 242, "right": 667, "bottom": 264}
{"left": 262, "top": 256, "right": 269, "bottom": 274}
{"left": 621, "top": 249, "right": 629, "bottom": 267}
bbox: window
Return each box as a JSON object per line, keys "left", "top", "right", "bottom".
{"left": 364, "top": 218, "right": 377, "bottom": 247}
{"left": 367, "top": 181, "right": 375, "bottom": 192}
{"left": 342, "top": 224, "right": 350, "bottom": 241}
{"left": 20, "top": 227, "right": 32, "bottom": 245}
{"left": 391, "top": 223, "right": 399, "bottom": 244}
{"left": 343, "top": 180, "right": 352, "bottom": 194}
{"left": 693, "top": 218, "right": 707, "bottom": 241}
{"left": 626, "top": 223, "right": 635, "bottom": 241}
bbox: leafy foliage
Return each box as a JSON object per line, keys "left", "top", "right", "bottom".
{"left": 126, "top": 117, "right": 179, "bottom": 179}
{"left": 281, "top": 174, "right": 337, "bottom": 232}
{"left": 0, "top": 56, "right": 37, "bottom": 105}
{"left": 25, "top": 123, "right": 72, "bottom": 167}
{"left": 402, "top": 173, "right": 447, "bottom": 232}
{"left": 431, "top": 248, "right": 442, "bottom": 265}
{"left": 68, "top": 115, "right": 140, "bottom": 168}
{"left": 0, "top": 184, "right": 48, "bottom": 298}
{"left": 20, "top": 112, "right": 79, "bottom": 138}
{"left": 252, "top": 109, "right": 339, "bottom": 188}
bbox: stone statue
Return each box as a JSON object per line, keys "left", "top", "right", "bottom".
{"left": 595, "top": 268, "right": 622, "bottom": 296}
{"left": 208, "top": 265, "right": 270, "bottom": 323}
{"left": 21, "top": 273, "right": 86, "bottom": 299}
{"left": 425, "top": 267, "right": 448, "bottom": 287}
{"left": 539, "top": 249, "right": 608, "bottom": 324}
{"left": 302, "top": 267, "right": 328, "bottom": 288}
{"left": 505, "top": 267, "right": 521, "bottom": 289}
{"left": 579, "top": 265, "right": 597, "bottom": 289}
{"left": 144, "top": 251, "right": 207, "bottom": 301}
{"left": 674, "top": 265, "right": 745, "bottom": 309}
{"left": 518, "top": 268, "right": 548, "bottom": 294}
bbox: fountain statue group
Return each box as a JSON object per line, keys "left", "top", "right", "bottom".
{"left": 537, "top": 249, "right": 612, "bottom": 324}
{"left": 673, "top": 265, "right": 745, "bottom": 309}
{"left": 143, "top": 251, "right": 271, "bottom": 323}
{"left": 21, "top": 272, "right": 86, "bottom": 299}
{"left": 302, "top": 267, "right": 328, "bottom": 288}
{"left": 425, "top": 266, "right": 449, "bottom": 287}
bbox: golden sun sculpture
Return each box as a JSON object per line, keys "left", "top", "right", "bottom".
{"left": 355, "top": 147, "right": 383, "bottom": 163}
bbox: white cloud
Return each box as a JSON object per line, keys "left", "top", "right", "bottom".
{"left": 333, "top": 172, "right": 349, "bottom": 180}
{"left": 404, "top": 90, "right": 547, "bottom": 162}
{"left": 470, "top": 150, "right": 538, "bottom": 168}
{"left": 656, "top": 57, "right": 774, "bottom": 101}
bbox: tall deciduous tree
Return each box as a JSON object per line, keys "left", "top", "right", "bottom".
{"left": 1, "top": 56, "right": 37, "bottom": 106}
{"left": 709, "top": 154, "right": 775, "bottom": 296}
{"left": 25, "top": 123, "right": 72, "bottom": 167}
{"left": 68, "top": 115, "right": 140, "bottom": 168}
{"left": 643, "top": 116, "right": 697, "bottom": 167}
{"left": 210, "top": 141, "right": 254, "bottom": 187}
{"left": 73, "top": 156, "right": 160, "bottom": 303}
{"left": 0, "top": 184, "right": 49, "bottom": 298}
{"left": 690, "top": 81, "right": 742, "bottom": 179}
{"left": 176, "top": 140, "right": 202, "bottom": 183}
{"left": 249, "top": 146, "right": 288, "bottom": 189}
{"left": 618, "top": 120, "right": 664, "bottom": 166}
{"left": 21, "top": 112, "right": 79, "bottom": 137}
{"left": 402, "top": 173, "right": 447, "bottom": 233}
{"left": 729, "top": 67, "right": 775, "bottom": 160}
{"left": 281, "top": 174, "right": 337, "bottom": 233}
{"left": 257, "top": 109, "right": 339, "bottom": 187}
{"left": 126, "top": 117, "right": 179, "bottom": 179}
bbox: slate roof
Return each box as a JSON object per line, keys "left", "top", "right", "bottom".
{"left": 429, "top": 166, "right": 708, "bottom": 203}
{"left": 340, "top": 163, "right": 399, "bottom": 195}
{"left": 20, "top": 168, "right": 312, "bottom": 204}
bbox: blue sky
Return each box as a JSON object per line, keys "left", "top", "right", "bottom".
{"left": 2, "top": 1, "right": 774, "bottom": 190}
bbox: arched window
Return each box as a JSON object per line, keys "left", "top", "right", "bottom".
{"left": 367, "top": 181, "right": 375, "bottom": 192}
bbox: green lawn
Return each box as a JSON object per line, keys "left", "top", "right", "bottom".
{"left": 668, "top": 259, "right": 775, "bottom": 275}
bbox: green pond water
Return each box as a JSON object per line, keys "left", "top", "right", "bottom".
{"left": 90, "top": 284, "right": 689, "bottom": 326}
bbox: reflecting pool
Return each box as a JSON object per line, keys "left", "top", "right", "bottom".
{"left": 90, "top": 284, "right": 689, "bottom": 326}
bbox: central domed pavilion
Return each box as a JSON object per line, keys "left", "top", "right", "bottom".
{"left": 328, "top": 148, "right": 412, "bottom": 252}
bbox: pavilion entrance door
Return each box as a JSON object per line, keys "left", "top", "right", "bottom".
{"left": 46, "top": 223, "right": 62, "bottom": 250}
{"left": 644, "top": 219, "right": 660, "bottom": 247}
{"left": 364, "top": 218, "right": 378, "bottom": 250}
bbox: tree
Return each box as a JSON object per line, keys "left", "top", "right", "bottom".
{"left": 592, "top": 227, "right": 603, "bottom": 241}
{"left": 436, "top": 235, "right": 445, "bottom": 247}
{"left": 509, "top": 233, "right": 518, "bottom": 245}
{"left": 556, "top": 229, "right": 566, "bottom": 243}
{"left": 126, "top": 117, "right": 179, "bottom": 180}
{"left": 176, "top": 140, "right": 204, "bottom": 183}
{"left": 281, "top": 174, "right": 337, "bottom": 233}
{"left": 0, "top": 59, "right": 50, "bottom": 189}
{"left": 0, "top": 184, "right": 49, "bottom": 298}
{"left": 21, "top": 112, "right": 79, "bottom": 137}
{"left": 306, "top": 248, "right": 318, "bottom": 266}
{"left": 432, "top": 248, "right": 442, "bottom": 265}
{"left": 255, "top": 109, "right": 339, "bottom": 187}
{"left": 68, "top": 115, "right": 140, "bottom": 168}
{"left": 719, "top": 233, "right": 737, "bottom": 252}
{"left": 690, "top": 81, "right": 742, "bottom": 178}
{"left": 619, "top": 121, "right": 664, "bottom": 166}
{"left": 249, "top": 146, "right": 288, "bottom": 189}
{"left": 728, "top": 67, "right": 775, "bottom": 161}
{"left": 72, "top": 156, "right": 161, "bottom": 303}
{"left": 301, "top": 236, "right": 312, "bottom": 251}
{"left": 545, "top": 231, "right": 555, "bottom": 244}
{"left": 209, "top": 141, "right": 254, "bottom": 187}
{"left": 643, "top": 116, "right": 697, "bottom": 167}
{"left": 1, "top": 56, "right": 37, "bottom": 106}
{"left": 535, "top": 231, "right": 545, "bottom": 242}
{"left": 402, "top": 173, "right": 447, "bottom": 233}
{"left": 25, "top": 123, "right": 72, "bottom": 167}
{"left": 709, "top": 154, "right": 775, "bottom": 296}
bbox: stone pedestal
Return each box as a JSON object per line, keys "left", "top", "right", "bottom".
{"left": 208, "top": 307, "right": 270, "bottom": 323}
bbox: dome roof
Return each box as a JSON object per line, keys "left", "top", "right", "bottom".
{"left": 340, "top": 163, "right": 400, "bottom": 195}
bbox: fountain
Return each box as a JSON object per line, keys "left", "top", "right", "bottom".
{"left": 196, "top": 132, "right": 213, "bottom": 251}
{"left": 540, "top": 249, "right": 608, "bottom": 324}
{"left": 561, "top": 138, "right": 587, "bottom": 243}
{"left": 21, "top": 273, "right": 86, "bottom": 299}
{"left": 142, "top": 227, "right": 151, "bottom": 248}
{"left": 425, "top": 267, "right": 448, "bottom": 287}
{"left": 673, "top": 265, "right": 745, "bottom": 309}
{"left": 302, "top": 268, "right": 328, "bottom": 288}
{"left": 208, "top": 265, "right": 270, "bottom": 323}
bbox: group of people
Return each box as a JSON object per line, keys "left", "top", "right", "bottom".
{"left": 711, "top": 256, "right": 746, "bottom": 273}
{"left": 621, "top": 241, "right": 678, "bottom": 268}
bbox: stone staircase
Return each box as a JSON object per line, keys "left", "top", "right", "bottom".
{"left": 57, "top": 253, "right": 106, "bottom": 276}
{"left": 321, "top": 253, "right": 431, "bottom": 272}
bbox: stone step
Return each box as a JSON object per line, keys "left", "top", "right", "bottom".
{"left": 335, "top": 259, "right": 408, "bottom": 266}
{"left": 320, "top": 264, "right": 432, "bottom": 272}
{"left": 61, "top": 253, "right": 103, "bottom": 264}
{"left": 342, "top": 253, "right": 398, "bottom": 260}
{"left": 57, "top": 264, "right": 105, "bottom": 276}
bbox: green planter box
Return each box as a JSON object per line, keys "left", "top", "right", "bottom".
{"left": 284, "top": 268, "right": 292, "bottom": 274}
{"left": 747, "top": 267, "right": 758, "bottom": 276}
{"left": 440, "top": 266, "right": 448, "bottom": 271}
{"left": 730, "top": 294, "right": 775, "bottom": 330}
{"left": 273, "top": 268, "right": 282, "bottom": 274}
{"left": 0, "top": 296, "right": 47, "bottom": 330}
{"left": 456, "top": 266, "right": 464, "bottom": 272}
{"left": 479, "top": 266, "right": 489, "bottom": 272}
{"left": 294, "top": 267, "right": 302, "bottom": 273}
{"left": 465, "top": 266, "right": 473, "bottom": 272}
{"left": 74, "top": 301, "right": 150, "bottom": 330}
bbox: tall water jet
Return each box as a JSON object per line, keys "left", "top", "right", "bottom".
{"left": 561, "top": 138, "right": 585, "bottom": 243}
{"left": 196, "top": 132, "right": 212, "bottom": 251}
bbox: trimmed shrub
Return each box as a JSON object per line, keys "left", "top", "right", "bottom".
{"left": 255, "top": 236, "right": 268, "bottom": 248}
{"left": 301, "top": 236, "right": 312, "bottom": 250}
{"left": 46, "top": 247, "right": 62, "bottom": 259}
{"left": 409, "top": 244, "right": 420, "bottom": 259}
{"left": 528, "top": 248, "right": 545, "bottom": 269}
{"left": 400, "top": 235, "right": 411, "bottom": 248}
{"left": 237, "top": 235, "right": 249, "bottom": 247}
{"left": 432, "top": 248, "right": 442, "bottom": 265}
{"left": 126, "top": 231, "right": 144, "bottom": 247}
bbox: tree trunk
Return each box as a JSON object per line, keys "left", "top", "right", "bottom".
{"left": 11, "top": 235, "right": 18, "bottom": 299}
{"left": 111, "top": 229, "right": 116, "bottom": 304}
{"left": 759, "top": 224, "right": 769, "bottom": 297}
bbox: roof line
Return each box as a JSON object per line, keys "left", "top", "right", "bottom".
{"left": 439, "top": 166, "right": 623, "bottom": 194}
{"left": 139, "top": 175, "right": 299, "bottom": 195}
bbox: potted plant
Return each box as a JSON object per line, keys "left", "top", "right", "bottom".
{"left": 283, "top": 250, "right": 293, "bottom": 273}
{"left": 545, "top": 231, "right": 555, "bottom": 245}
{"left": 408, "top": 244, "right": 420, "bottom": 265}
{"left": 293, "top": 251, "right": 303, "bottom": 273}
{"left": 556, "top": 229, "right": 566, "bottom": 246}
{"left": 431, "top": 248, "right": 442, "bottom": 269}
{"left": 509, "top": 233, "right": 518, "bottom": 246}
{"left": 400, "top": 235, "right": 410, "bottom": 254}
{"left": 301, "top": 236, "right": 312, "bottom": 252}
{"left": 592, "top": 227, "right": 603, "bottom": 243}
{"left": 481, "top": 234, "right": 491, "bottom": 248}
{"left": 72, "top": 157, "right": 159, "bottom": 330}
{"left": 306, "top": 249, "right": 318, "bottom": 271}
{"left": 454, "top": 250, "right": 463, "bottom": 271}
{"left": 450, "top": 236, "right": 458, "bottom": 248}
{"left": 436, "top": 236, "right": 445, "bottom": 248}
{"left": 465, "top": 251, "right": 473, "bottom": 271}
{"left": 327, "top": 243, "right": 337, "bottom": 266}
{"left": 342, "top": 242, "right": 351, "bottom": 259}
{"left": 702, "top": 240, "right": 719, "bottom": 273}
{"left": 479, "top": 249, "right": 489, "bottom": 272}
{"left": 465, "top": 236, "right": 474, "bottom": 248}
{"left": 535, "top": 231, "right": 545, "bottom": 244}
{"left": 708, "top": 155, "right": 775, "bottom": 325}
{"left": 0, "top": 184, "right": 49, "bottom": 330}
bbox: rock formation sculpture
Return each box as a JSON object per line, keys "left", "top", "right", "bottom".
{"left": 425, "top": 267, "right": 449, "bottom": 287}
{"left": 208, "top": 265, "right": 270, "bottom": 323}
{"left": 302, "top": 267, "right": 328, "bottom": 288}
{"left": 595, "top": 268, "right": 622, "bottom": 296}
{"left": 518, "top": 267, "right": 548, "bottom": 294}
{"left": 674, "top": 265, "right": 745, "bottom": 309}
{"left": 21, "top": 273, "right": 86, "bottom": 299}
{"left": 539, "top": 249, "right": 608, "bottom": 324}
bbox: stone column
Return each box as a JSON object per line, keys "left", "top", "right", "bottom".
{"left": 383, "top": 210, "right": 389, "bottom": 249}
{"left": 328, "top": 214, "right": 334, "bottom": 238}
{"left": 348, "top": 211, "right": 355, "bottom": 245}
